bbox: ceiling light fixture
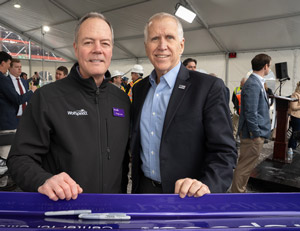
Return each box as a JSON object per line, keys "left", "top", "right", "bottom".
{"left": 175, "top": 4, "right": 196, "bottom": 23}
{"left": 13, "top": 1, "right": 21, "bottom": 8}
{"left": 42, "top": 25, "right": 50, "bottom": 34}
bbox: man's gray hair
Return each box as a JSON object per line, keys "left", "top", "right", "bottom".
{"left": 74, "top": 12, "right": 114, "bottom": 43}
{"left": 144, "top": 12, "right": 184, "bottom": 43}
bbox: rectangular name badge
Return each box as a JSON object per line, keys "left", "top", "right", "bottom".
{"left": 178, "top": 84, "right": 186, "bottom": 90}
{"left": 113, "top": 107, "right": 125, "bottom": 118}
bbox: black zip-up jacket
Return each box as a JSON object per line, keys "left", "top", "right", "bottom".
{"left": 7, "top": 63, "right": 131, "bottom": 193}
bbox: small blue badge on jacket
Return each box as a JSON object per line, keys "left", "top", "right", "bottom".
{"left": 113, "top": 107, "right": 125, "bottom": 117}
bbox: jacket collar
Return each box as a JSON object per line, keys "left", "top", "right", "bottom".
{"left": 69, "top": 62, "right": 109, "bottom": 93}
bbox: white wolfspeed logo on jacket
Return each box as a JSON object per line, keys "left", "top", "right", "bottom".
{"left": 67, "top": 109, "right": 88, "bottom": 116}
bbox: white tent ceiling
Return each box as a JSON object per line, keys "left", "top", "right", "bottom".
{"left": 1, "top": 0, "right": 300, "bottom": 62}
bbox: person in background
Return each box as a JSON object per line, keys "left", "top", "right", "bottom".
{"left": 121, "top": 76, "right": 129, "bottom": 90}
{"left": 55, "top": 66, "right": 68, "bottom": 81}
{"left": 20, "top": 72, "right": 28, "bottom": 80}
{"left": 110, "top": 70, "right": 125, "bottom": 91}
{"left": 231, "top": 53, "right": 272, "bottom": 193}
{"left": 127, "top": 64, "right": 144, "bottom": 101}
{"left": 32, "top": 71, "right": 40, "bottom": 86}
{"left": 287, "top": 82, "right": 300, "bottom": 156}
{"left": 131, "top": 12, "right": 237, "bottom": 198}
{"left": 183, "top": 58, "right": 197, "bottom": 71}
{"left": 7, "top": 12, "right": 130, "bottom": 201}
{"left": 232, "top": 77, "right": 247, "bottom": 139}
{"left": 8, "top": 59, "right": 33, "bottom": 122}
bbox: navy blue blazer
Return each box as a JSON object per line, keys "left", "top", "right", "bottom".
{"left": 131, "top": 64, "right": 237, "bottom": 193}
{"left": 0, "top": 72, "right": 33, "bottom": 130}
{"left": 238, "top": 74, "right": 271, "bottom": 139}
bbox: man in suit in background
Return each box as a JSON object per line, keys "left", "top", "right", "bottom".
{"left": 131, "top": 12, "right": 237, "bottom": 198}
{"left": 231, "top": 53, "right": 271, "bottom": 193}
{"left": 0, "top": 53, "right": 36, "bottom": 136}
{"left": 8, "top": 59, "right": 34, "bottom": 122}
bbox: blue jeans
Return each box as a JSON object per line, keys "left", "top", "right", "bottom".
{"left": 288, "top": 116, "right": 300, "bottom": 149}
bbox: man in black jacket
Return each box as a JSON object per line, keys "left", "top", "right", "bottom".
{"left": 7, "top": 12, "right": 130, "bottom": 201}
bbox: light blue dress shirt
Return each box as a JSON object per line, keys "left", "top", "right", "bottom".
{"left": 140, "top": 62, "right": 181, "bottom": 182}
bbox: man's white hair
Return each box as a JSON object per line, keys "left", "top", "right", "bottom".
{"left": 144, "top": 12, "right": 184, "bottom": 43}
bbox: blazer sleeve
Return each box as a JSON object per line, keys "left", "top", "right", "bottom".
{"left": 201, "top": 79, "right": 237, "bottom": 192}
{"left": 242, "top": 81, "right": 262, "bottom": 138}
{"left": 1, "top": 76, "right": 33, "bottom": 105}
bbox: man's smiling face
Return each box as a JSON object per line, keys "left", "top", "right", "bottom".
{"left": 73, "top": 17, "right": 113, "bottom": 79}
{"left": 145, "top": 16, "right": 184, "bottom": 78}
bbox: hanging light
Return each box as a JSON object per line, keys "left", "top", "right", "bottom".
{"left": 175, "top": 4, "right": 196, "bottom": 23}
{"left": 13, "top": 0, "right": 21, "bottom": 8}
{"left": 42, "top": 25, "right": 50, "bottom": 34}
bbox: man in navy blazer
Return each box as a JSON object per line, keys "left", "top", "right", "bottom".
{"left": 0, "top": 54, "right": 36, "bottom": 132}
{"left": 7, "top": 59, "right": 35, "bottom": 123}
{"left": 131, "top": 13, "right": 237, "bottom": 198}
{"left": 231, "top": 54, "right": 271, "bottom": 193}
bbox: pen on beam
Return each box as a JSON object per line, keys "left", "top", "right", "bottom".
{"left": 44, "top": 209, "right": 92, "bottom": 216}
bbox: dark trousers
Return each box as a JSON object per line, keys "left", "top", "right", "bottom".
{"left": 288, "top": 116, "right": 300, "bottom": 149}
{"left": 136, "top": 175, "right": 163, "bottom": 193}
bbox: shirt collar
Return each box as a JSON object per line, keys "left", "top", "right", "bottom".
{"left": 149, "top": 62, "right": 181, "bottom": 88}
{"left": 9, "top": 73, "right": 18, "bottom": 80}
{"left": 252, "top": 72, "right": 266, "bottom": 84}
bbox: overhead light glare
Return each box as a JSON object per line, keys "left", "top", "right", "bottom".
{"left": 175, "top": 5, "right": 196, "bottom": 23}
{"left": 42, "top": 25, "right": 50, "bottom": 33}
{"left": 14, "top": 3, "right": 21, "bottom": 8}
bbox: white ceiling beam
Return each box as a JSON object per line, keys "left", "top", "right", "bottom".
{"left": 48, "top": 0, "right": 79, "bottom": 20}
{"left": 0, "top": 0, "right": 11, "bottom": 7}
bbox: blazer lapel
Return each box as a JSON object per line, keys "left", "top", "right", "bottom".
{"left": 162, "top": 65, "right": 191, "bottom": 137}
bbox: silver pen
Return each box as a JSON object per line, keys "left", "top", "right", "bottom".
{"left": 79, "top": 213, "right": 131, "bottom": 220}
{"left": 45, "top": 209, "right": 92, "bottom": 216}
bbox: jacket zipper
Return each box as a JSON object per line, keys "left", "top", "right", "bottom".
{"left": 95, "top": 88, "right": 103, "bottom": 192}
{"left": 105, "top": 118, "right": 111, "bottom": 160}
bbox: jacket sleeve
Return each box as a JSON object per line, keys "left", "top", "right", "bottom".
{"left": 242, "top": 81, "right": 262, "bottom": 138}
{"left": 7, "top": 89, "right": 53, "bottom": 192}
{"left": 201, "top": 79, "right": 237, "bottom": 192}
{"left": 1, "top": 76, "right": 33, "bottom": 105}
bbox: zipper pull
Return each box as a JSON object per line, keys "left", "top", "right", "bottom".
{"left": 95, "top": 88, "right": 100, "bottom": 104}
{"left": 106, "top": 147, "right": 111, "bottom": 160}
